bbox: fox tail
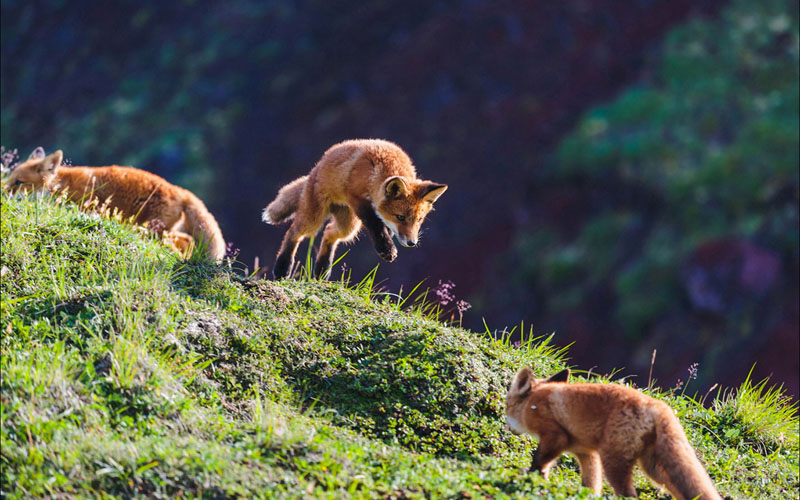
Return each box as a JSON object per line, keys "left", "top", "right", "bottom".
{"left": 182, "top": 194, "right": 226, "bottom": 261}
{"left": 262, "top": 175, "right": 308, "bottom": 225}
{"left": 640, "top": 412, "right": 722, "bottom": 500}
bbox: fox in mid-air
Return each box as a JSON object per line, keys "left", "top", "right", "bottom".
{"left": 505, "top": 367, "right": 721, "bottom": 500}
{"left": 262, "top": 139, "right": 447, "bottom": 279}
{"left": 5, "top": 149, "right": 226, "bottom": 261}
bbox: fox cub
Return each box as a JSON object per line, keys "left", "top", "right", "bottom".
{"left": 505, "top": 367, "right": 721, "bottom": 500}
{"left": 263, "top": 139, "right": 447, "bottom": 279}
{"left": 5, "top": 149, "right": 226, "bottom": 261}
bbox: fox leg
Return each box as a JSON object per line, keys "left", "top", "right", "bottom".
{"left": 574, "top": 451, "right": 603, "bottom": 494}
{"left": 273, "top": 224, "right": 306, "bottom": 279}
{"left": 529, "top": 432, "right": 569, "bottom": 479}
{"left": 272, "top": 192, "right": 328, "bottom": 279}
{"left": 314, "top": 205, "right": 361, "bottom": 279}
{"left": 165, "top": 231, "right": 195, "bottom": 259}
{"left": 355, "top": 202, "right": 397, "bottom": 262}
{"left": 600, "top": 454, "right": 637, "bottom": 498}
{"left": 161, "top": 214, "right": 194, "bottom": 258}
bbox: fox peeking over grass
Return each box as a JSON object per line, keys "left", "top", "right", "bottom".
{"left": 263, "top": 139, "right": 447, "bottom": 279}
{"left": 505, "top": 367, "right": 721, "bottom": 500}
{"left": 4, "top": 149, "right": 226, "bottom": 261}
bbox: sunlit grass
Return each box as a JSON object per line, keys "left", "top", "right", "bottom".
{"left": 1, "top": 192, "right": 797, "bottom": 499}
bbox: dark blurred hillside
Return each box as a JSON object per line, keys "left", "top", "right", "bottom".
{"left": 482, "top": 0, "right": 799, "bottom": 397}
{"left": 3, "top": 0, "right": 797, "bottom": 397}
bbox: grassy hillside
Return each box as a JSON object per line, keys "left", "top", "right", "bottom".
{"left": 1, "top": 193, "right": 797, "bottom": 499}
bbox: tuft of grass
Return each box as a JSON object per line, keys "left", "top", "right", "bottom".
{"left": 711, "top": 367, "right": 799, "bottom": 454}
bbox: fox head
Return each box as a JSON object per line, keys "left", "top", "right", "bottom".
{"left": 4, "top": 149, "right": 63, "bottom": 193}
{"left": 505, "top": 367, "right": 570, "bottom": 436}
{"left": 374, "top": 176, "right": 447, "bottom": 248}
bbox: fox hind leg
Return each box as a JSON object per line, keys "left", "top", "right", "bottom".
{"left": 314, "top": 205, "right": 361, "bottom": 279}
{"left": 272, "top": 188, "right": 330, "bottom": 279}
{"left": 600, "top": 455, "right": 637, "bottom": 498}
{"left": 273, "top": 223, "right": 306, "bottom": 279}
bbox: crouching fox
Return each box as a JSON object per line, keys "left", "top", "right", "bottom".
{"left": 263, "top": 139, "right": 447, "bottom": 279}
{"left": 5, "top": 149, "right": 226, "bottom": 261}
{"left": 505, "top": 367, "right": 721, "bottom": 500}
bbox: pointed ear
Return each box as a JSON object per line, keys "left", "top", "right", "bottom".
{"left": 37, "top": 150, "right": 63, "bottom": 175}
{"left": 421, "top": 182, "right": 447, "bottom": 204}
{"left": 383, "top": 176, "right": 409, "bottom": 199}
{"left": 511, "top": 366, "right": 533, "bottom": 397}
{"left": 28, "top": 147, "right": 46, "bottom": 160}
{"left": 547, "top": 368, "right": 570, "bottom": 383}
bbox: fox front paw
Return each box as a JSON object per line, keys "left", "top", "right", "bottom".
{"left": 527, "top": 463, "right": 550, "bottom": 479}
{"left": 376, "top": 242, "right": 398, "bottom": 262}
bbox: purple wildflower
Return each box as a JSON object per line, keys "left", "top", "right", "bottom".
{"left": 1, "top": 146, "right": 19, "bottom": 172}
{"left": 687, "top": 362, "right": 698, "bottom": 381}
{"left": 433, "top": 279, "right": 456, "bottom": 306}
{"left": 148, "top": 218, "right": 166, "bottom": 235}
{"left": 225, "top": 241, "right": 241, "bottom": 260}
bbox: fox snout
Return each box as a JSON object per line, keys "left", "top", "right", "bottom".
{"left": 398, "top": 237, "right": 417, "bottom": 248}
{"left": 505, "top": 415, "right": 523, "bottom": 436}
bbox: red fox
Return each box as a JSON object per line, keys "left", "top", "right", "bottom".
{"left": 262, "top": 139, "right": 447, "bottom": 279}
{"left": 4, "top": 149, "right": 226, "bottom": 261}
{"left": 505, "top": 367, "right": 721, "bottom": 500}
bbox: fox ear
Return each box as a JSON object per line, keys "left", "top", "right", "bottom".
{"left": 37, "top": 150, "right": 63, "bottom": 175}
{"left": 511, "top": 366, "right": 533, "bottom": 397}
{"left": 421, "top": 182, "right": 447, "bottom": 204}
{"left": 547, "top": 368, "right": 570, "bottom": 383}
{"left": 384, "top": 176, "right": 409, "bottom": 199}
{"left": 28, "top": 147, "right": 46, "bottom": 161}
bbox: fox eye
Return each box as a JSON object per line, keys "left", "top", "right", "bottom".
{"left": 396, "top": 214, "right": 405, "bottom": 221}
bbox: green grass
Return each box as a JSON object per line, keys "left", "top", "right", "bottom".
{"left": 1, "top": 193, "right": 797, "bottom": 499}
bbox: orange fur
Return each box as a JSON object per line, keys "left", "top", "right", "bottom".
{"left": 5, "top": 150, "right": 226, "bottom": 261}
{"left": 263, "top": 139, "right": 447, "bottom": 279}
{"left": 506, "top": 368, "right": 721, "bottom": 500}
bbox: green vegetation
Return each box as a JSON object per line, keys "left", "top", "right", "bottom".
{"left": 502, "top": 0, "right": 799, "bottom": 372}
{"left": 1, "top": 193, "right": 797, "bottom": 498}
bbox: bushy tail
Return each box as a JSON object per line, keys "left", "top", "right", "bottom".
{"left": 642, "top": 414, "right": 722, "bottom": 500}
{"left": 262, "top": 175, "right": 308, "bottom": 225}
{"left": 182, "top": 194, "right": 226, "bottom": 261}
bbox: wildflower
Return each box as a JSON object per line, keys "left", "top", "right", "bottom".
{"left": 0, "top": 146, "right": 19, "bottom": 173}
{"left": 148, "top": 218, "right": 167, "bottom": 235}
{"left": 225, "top": 241, "right": 241, "bottom": 260}
{"left": 433, "top": 279, "right": 456, "bottom": 306}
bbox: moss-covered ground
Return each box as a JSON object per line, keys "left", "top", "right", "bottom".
{"left": 1, "top": 193, "right": 797, "bottom": 499}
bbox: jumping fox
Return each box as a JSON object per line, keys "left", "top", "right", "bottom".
{"left": 4, "top": 149, "right": 226, "bottom": 261}
{"left": 505, "top": 367, "right": 721, "bottom": 500}
{"left": 263, "top": 139, "right": 447, "bottom": 279}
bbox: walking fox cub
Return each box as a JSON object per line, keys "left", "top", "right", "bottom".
{"left": 263, "top": 139, "right": 447, "bottom": 279}
{"left": 505, "top": 367, "right": 721, "bottom": 500}
{"left": 5, "top": 149, "right": 226, "bottom": 261}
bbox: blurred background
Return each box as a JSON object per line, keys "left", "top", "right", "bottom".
{"left": 2, "top": 0, "right": 797, "bottom": 399}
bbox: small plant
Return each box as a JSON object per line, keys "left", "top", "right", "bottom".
{"left": 712, "top": 367, "right": 799, "bottom": 454}
{"left": 0, "top": 145, "right": 19, "bottom": 174}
